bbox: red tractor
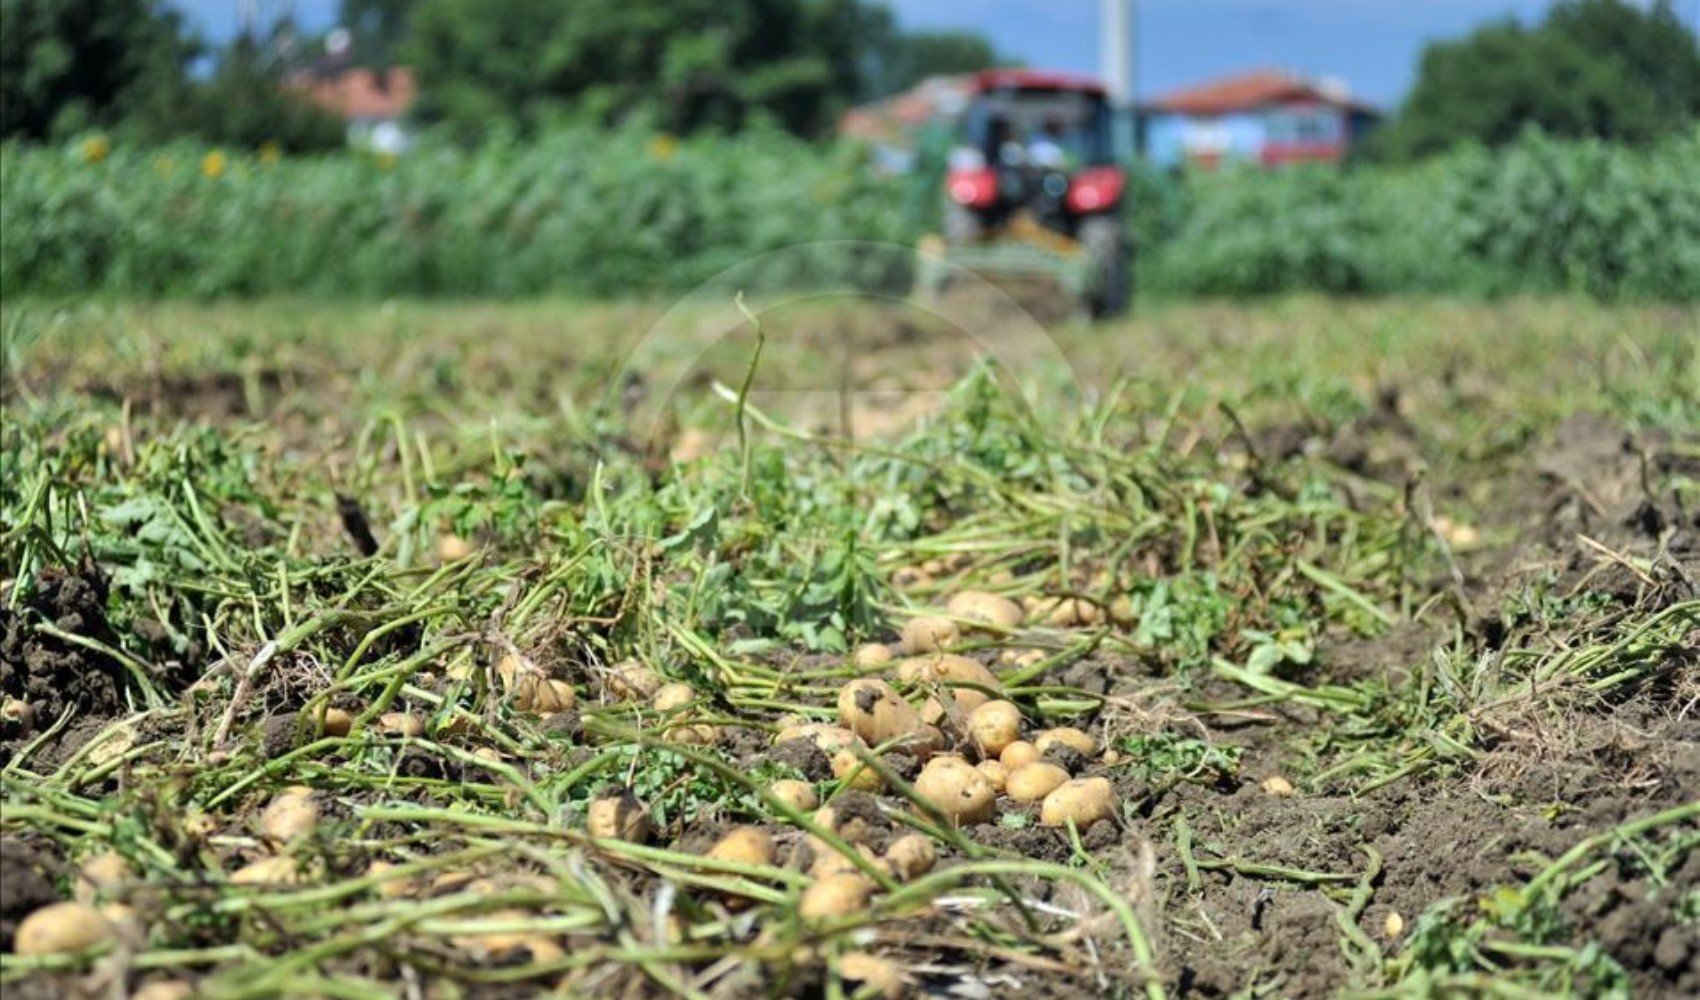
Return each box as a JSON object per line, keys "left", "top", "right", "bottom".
{"left": 919, "top": 70, "right": 1131, "bottom": 317}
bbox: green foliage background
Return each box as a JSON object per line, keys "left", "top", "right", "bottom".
{"left": 3, "top": 128, "right": 1696, "bottom": 301}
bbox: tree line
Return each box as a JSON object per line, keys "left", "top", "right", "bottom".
{"left": 0, "top": 0, "right": 1694, "bottom": 157}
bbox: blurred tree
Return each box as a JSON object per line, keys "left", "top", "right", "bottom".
{"left": 1377, "top": 0, "right": 1700, "bottom": 159}
{"left": 876, "top": 30, "right": 1002, "bottom": 97}
{"left": 339, "top": 0, "right": 412, "bottom": 70}
{"left": 178, "top": 26, "right": 347, "bottom": 152}
{"left": 0, "top": 0, "right": 196, "bottom": 138}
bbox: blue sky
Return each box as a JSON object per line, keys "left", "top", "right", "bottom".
{"left": 172, "top": 0, "right": 1696, "bottom": 108}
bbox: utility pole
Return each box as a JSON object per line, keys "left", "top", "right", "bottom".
{"left": 1100, "top": 0, "right": 1137, "bottom": 159}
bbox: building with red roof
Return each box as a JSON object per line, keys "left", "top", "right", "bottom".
{"left": 1139, "top": 69, "right": 1379, "bottom": 168}
{"left": 287, "top": 66, "right": 417, "bottom": 153}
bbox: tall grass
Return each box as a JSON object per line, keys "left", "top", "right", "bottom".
{"left": 3, "top": 127, "right": 1695, "bottom": 301}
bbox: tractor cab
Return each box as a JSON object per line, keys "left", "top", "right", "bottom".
{"left": 923, "top": 70, "right": 1130, "bottom": 317}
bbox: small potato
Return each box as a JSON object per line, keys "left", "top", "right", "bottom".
{"left": 810, "top": 842, "right": 885, "bottom": 879}
{"left": 651, "top": 682, "right": 697, "bottom": 714}
{"left": 1006, "top": 761, "right": 1070, "bottom": 803}
{"left": 1261, "top": 775, "right": 1297, "bottom": 797}
{"left": 1039, "top": 777, "right": 1117, "bottom": 829}
{"left": 853, "top": 643, "right": 894, "bottom": 670}
{"left": 839, "top": 951, "right": 905, "bottom": 1000}
{"left": 665, "top": 722, "right": 721, "bottom": 746}
{"left": 607, "top": 659, "right": 663, "bottom": 701}
{"left": 231, "top": 856, "right": 301, "bottom": 886}
{"left": 837, "top": 679, "right": 924, "bottom": 747}
{"left": 587, "top": 795, "right": 652, "bottom": 843}
{"left": 706, "top": 826, "right": 776, "bottom": 868}
{"left": 975, "top": 759, "right": 1008, "bottom": 792}
{"left": 74, "top": 851, "right": 133, "bottom": 905}
{"left": 900, "top": 654, "right": 1002, "bottom": 719}
{"left": 945, "top": 591, "right": 1024, "bottom": 631}
{"left": 378, "top": 712, "right": 424, "bottom": 738}
{"left": 313, "top": 705, "right": 353, "bottom": 737}
{"left": 899, "top": 615, "right": 959, "bottom": 655}
{"left": 1108, "top": 595, "right": 1137, "bottom": 628}
{"left": 1034, "top": 727, "right": 1098, "bottom": 759}
{"left": 769, "top": 779, "right": 818, "bottom": 813}
{"left": 366, "top": 860, "right": 417, "bottom": 900}
{"left": 1036, "top": 597, "right": 1105, "bottom": 627}
{"left": 883, "top": 834, "right": 936, "bottom": 881}
{"left": 514, "top": 675, "right": 576, "bottom": 714}
{"left": 260, "top": 787, "right": 318, "bottom": 843}
{"left": 775, "top": 723, "right": 862, "bottom": 754}
{"left": 132, "top": 982, "right": 196, "bottom": 1000}
{"left": 2, "top": 697, "right": 37, "bottom": 733}
{"left": 13, "top": 902, "right": 113, "bottom": 955}
{"left": 1383, "top": 911, "right": 1405, "bottom": 939}
{"left": 832, "top": 748, "right": 885, "bottom": 792}
{"left": 1000, "top": 740, "right": 1040, "bottom": 771}
{"left": 967, "top": 700, "right": 1022, "bottom": 757}
{"left": 799, "top": 873, "right": 874, "bottom": 922}
{"left": 435, "top": 534, "right": 475, "bottom": 562}
{"left": 914, "top": 756, "right": 996, "bottom": 825}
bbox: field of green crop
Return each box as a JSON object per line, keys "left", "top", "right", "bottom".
{"left": 1, "top": 293, "right": 1695, "bottom": 998}
{"left": 4, "top": 129, "right": 1697, "bottom": 301}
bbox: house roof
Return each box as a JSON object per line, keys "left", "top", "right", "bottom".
{"left": 1142, "top": 69, "right": 1377, "bottom": 116}
{"left": 970, "top": 69, "right": 1106, "bottom": 96}
{"left": 291, "top": 67, "right": 417, "bottom": 121}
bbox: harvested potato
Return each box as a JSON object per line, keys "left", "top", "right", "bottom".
{"left": 913, "top": 756, "right": 996, "bottom": 825}
{"left": 945, "top": 591, "right": 1023, "bottom": 631}
{"left": 809, "top": 842, "right": 885, "bottom": 879}
{"left": 1383, "top": 911, "right": 1405, "bottom": 939}
{"left": 666, "top": 722, "right": 721, "bottom": 746}
{"left": 899, "top": 653, "right": 1002, "bottom": 719}
{"left": 377, "top": 712, "right": 424, "bottom": 737}
{"left": 1006, "top": 761, "right": 1070, "bottom": 803}
{"left": 607, "top": 659, "right": 663, "bottom": 701}
{"left": 435, "top": 534, "right": 474, "bottom": 562}
{"left": 0, "top": 696, "right": 35, "bottom": 734}
{"left": 853, "top": 643, "right": 894, "bottom": 669}
{"left": 74, "top": 851, "right": 133, "bottom": 905}
{"left": 1039, "top": 777, "right": 1117, "bottom": 829}
{"left": 799, "top": 873, "right": 874, "bottom": 922}
{"left": 651, "top": 682, "right": 697, "bottom": 714}
{"left": 587, "top": 795, "right": 652, "bottom": 843}
{"left": 837, "top": 679, "right": 924, "bottom": 746}
{"left": 899, "top": 615, "right": 959, "bottom": 654}
{"left": 514, "top": 675, "right": 576, "bottom": 713}
{"left": 1108, "top": 595, "right": 1137, "bottom": 627}
{"left": 1035, "top": 727, "right": 1097, "bottom": 758}
{"left": 1000, "top": 740, "right": 1040, "bottom": 771}
{"left": 839, "top": 951, "right": 905, "bottom": 1000}
{"left": 769, "top": 779, "right": 818, "bottom": 812}
{"left": 132, "top": 981, "right": 196, "bottom": 1000}
{"left": 975, "top": 759, "right": 1009, "bottom": 792}
{"left": 891, "top": 566, "right": 930, "bottom": 589}
{"left": 1261, "top": 775, "right": 1297, "bottom": 797}
{"left": 707, "top": 826, "right": 776, "bottom": 867}
{"left": 1035, "top": 597, "right": 1105, "bottom": 627}
{"left": 13, "top": 902, "right": 113, "bottom": 955}
{"left": 231, "top": 856, "right": 301, "bottom": 886}
{"left": 998, "top": 647, "right": 1047, "bottom": 670}
{"left": 259, "top": 787, "right": 319, "bottom": 843}
{"left": 883, "top": 834, "right": 936, "bottom": 881}
{"left": 366, "top": 860, "right": 416, "bottom": 900}
{"left": 775, "top": 722, "right": 862, "bottom": 754}
{"left": 967, "top": 700, "right": 1022, "bottom": 757}
{"left": 313, "top": 705, "right": 353, "bottom": 737}
{"left": 832, "top": 747, "right": 885, "bottom": 792}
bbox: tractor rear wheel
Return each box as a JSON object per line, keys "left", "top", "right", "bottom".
{"left": 1080, "top": 215, "right": 1129, "bottom": 318}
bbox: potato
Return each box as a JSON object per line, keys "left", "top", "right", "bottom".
{"left": 945, "top": 591, "right": 1023, "bottom": 631}
{"left": 832, "top": 747, "right": 885, "bottom": 792}
{"left": 13, "top": 902, "right": 113, "bottom": 955}
{"left": 1261, "top": 775, "right": 1297, "bottom": 797}
{"left": 132, "top": 981, "right": 196, "bottom": 1000}
{"left": 1108, "top": 594, "right": 1137, "bottom": 628}
{"left": 651, "top": 682, "right": 696, "bottom": 713}
{"left": 514, "top": 675, "right": 576, "bottom": 714}
{"left": 1036, "top": 597, "right": 1105, "bottom": 627}
{"left": 769, "top": 779, "right": 818, "bottom": 813}
{"left": 607, "top": 659, "right": 663, "bottom": 701}
{"left": 899, "top": 653, "right": 1002, "bottom": 719}
{"left": 1039, "top": 777, "right": 1117, "bottom": 829}
{"left": 230, "top": 856, "right": 301, "bottom": 886}
{"left": 260, "top": 787, "right": 319, "bottom": 843}
{"left": 313, "top": 705, "right": 353, "bottom": 737}
{"left": 913, "top": 756, "right": 995, "bottom": 825}
{"left": 366, "top": 860, "right": 417, "bottom": 900}
{"left": 435, "top": 534, "right": 475, "bottom": 562}
{"left": 707, "top": 826, "right": 776, "bottom": 868}
{"left": 799, "top": 873, "right": 874, "bottom": 922}
{"left": 837, "top": 679, "right": 923, "bottom": 746}
{"left": 1005, "top": 762, "right": 1070, "bottom": 803}
{"left": 665, "top": 722, "right": 721, "bottom": 746}
{"left": 378, "top": 712, "right": 424, "bottom": 737}
{"left": 775, "top": 722, "right": 862, "bottom": 754}
{"left": 853, "top": 643, "right": 894, "bottom": 670}
{"left": 1034, "top": 727, "right": 1097, "bottom": 759}
{"left": 999, "top": 740, "right": 1040, "bottom": 771}
{"left": 890, "top": 566, "right": 931, "bottom": 589}
{"left": 74, "top": 851, "right": 133, "bottom": 905}
{"left": 975, "top": 759, "right": 1009, "bottom": 792}
{"left": 2, "top": 697, "right": 37, "bottom": 733}
{"left": 883, "top": 834, "right": 936, "bottom": 881}
{"left": 967, "top": 700, "right": 1022, "bottom": 757}
{"left": 810, "top": 842, "right": 885, "bottom": 879}
{"left": 839, "top": 951, "right": 905, "bottom": 1000}
{"left": 998, "top": 647, "right": 1046, "bottom": 670}
{"left": 1383, "top": 911, "right": 1405, "bottom": 940}
{"left": 899, "top": 615, "right": 959, "bottom": 655}
{"left": 587, "top": 795, "right": 652, "bottom": 843}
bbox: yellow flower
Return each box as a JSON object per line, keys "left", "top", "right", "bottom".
{"left": 258, "top": 141, "right": 282, "bottom": 165}
{"left": 201, "top": 150, "right": 227, "bottom": 179}
{"left": 648, "top": 133, "right": 680, "bottom": 162}
{"left": 79, "top": 135, "right": 111, "bottom": 164}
